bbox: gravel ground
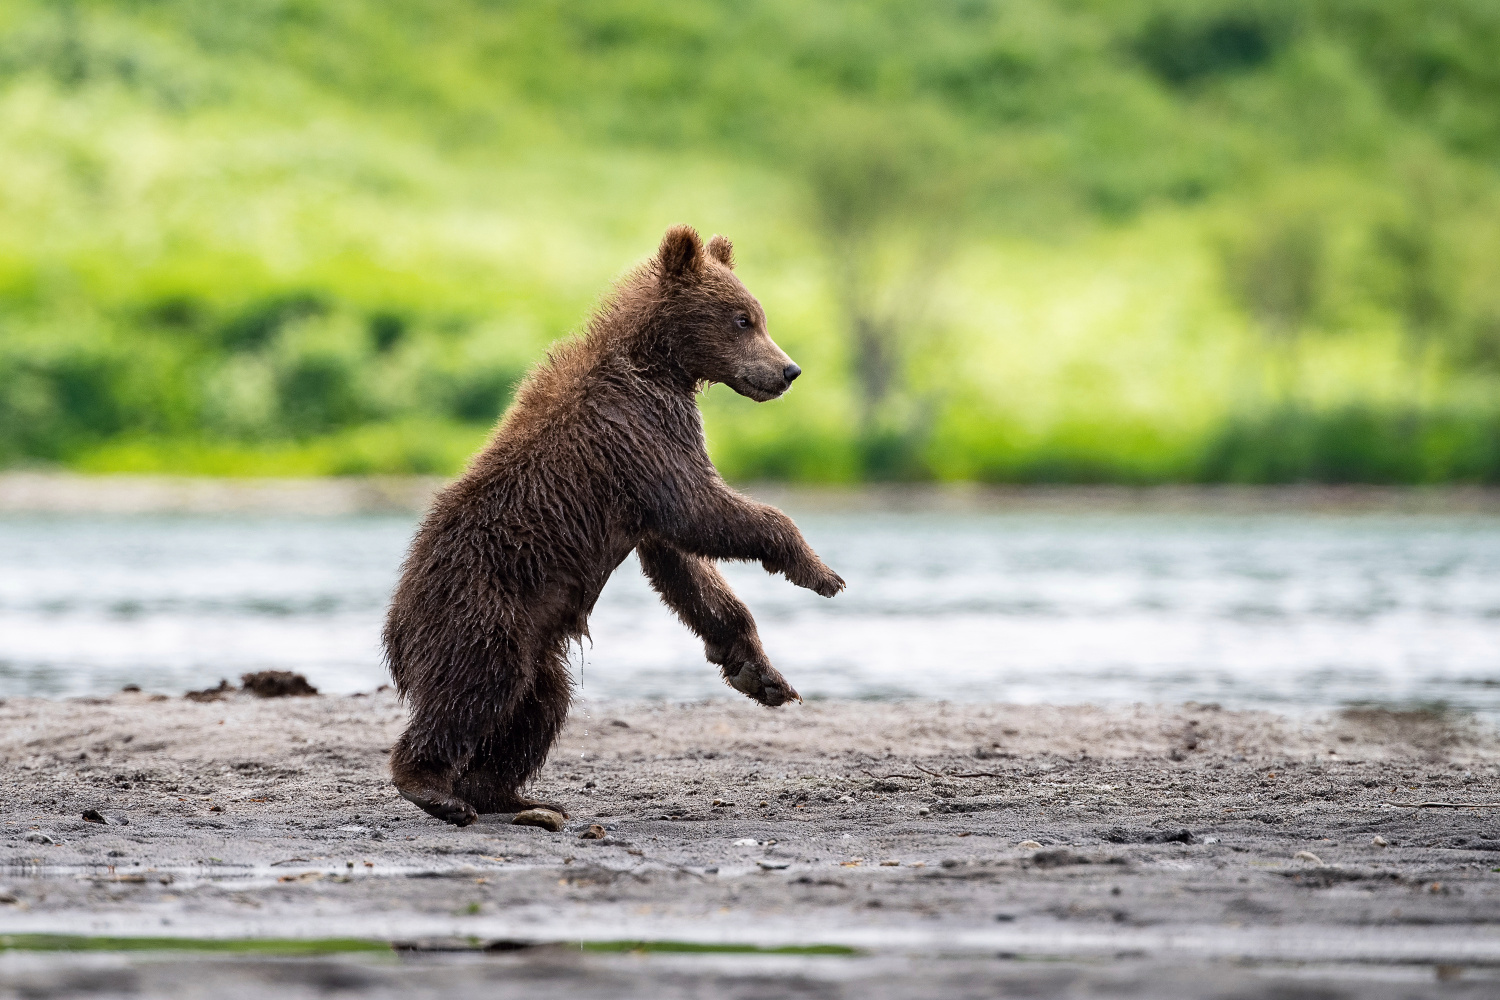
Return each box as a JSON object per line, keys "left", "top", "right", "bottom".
{"left": 4, "top": 691, "right": 1500, "bottom": 998}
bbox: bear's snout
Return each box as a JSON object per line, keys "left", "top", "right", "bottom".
{"left": 728, "top": 353, "right": 801, "bottom": 402}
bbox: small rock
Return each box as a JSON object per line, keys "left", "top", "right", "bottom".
{"left": 24, "top": 833, "right": 55, "bottom": 845}
{"left": 0, "top": 889, "right": 18, "bottom": 904}
{"left": 81, "top": 809, "right": 128, "bottom": 826}
{"left": 879, "top": 859, "right": 900, "bottom": 866}
{"left": 732, "top": 837, "right": 761, "bottom": 846}
{"left": 1154, "top": 829, "right": 1196, "bottom": 845}
{"left": 1017, "top": 840, "right": 1042, "bottom": 850}
{"left": 512, "top": 808, "right": 565, "bottom": 832}
{"left": 1294, "top": 850, "right": 1325, "bottom": 866}
{"left": 757, "top": 859, "right": 790, "bottom": 870}
{"left": 916, "top": 806, "right": 931, "bottom": 816}
{"left": 579, "top": 824, "right": 606, "bottom": 840}
{"left": 1031, "top": 849, "right": 1089, "bottom": 868}
{"left": 838, "top": 795, "right": 854, "bottom": 804}
{"left": 1372, "top": 836, "right": 1389, "bottom": 848}
{"left": 120, "top": 684, "right": 140, "bottom": 693}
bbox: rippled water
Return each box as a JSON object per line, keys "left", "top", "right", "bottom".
{"left": 2, "top": 512, "right": 1498, "bottom": 715}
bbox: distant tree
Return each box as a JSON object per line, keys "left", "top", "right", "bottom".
{"left": 796, "top": 104, "right": 973, "bottom": 478}
{"left": 1221, "top": 210, "right": 1324, "bottom": 403}
{"left": 1373, "top": 167, "right": 1462, "bottom": 403}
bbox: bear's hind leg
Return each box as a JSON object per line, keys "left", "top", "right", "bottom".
{"left": 452, "top": 659, "right": 572, "bottom": 818}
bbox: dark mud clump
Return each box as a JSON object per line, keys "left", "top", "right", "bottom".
{"left": 184, "top": 680, "right": 234, "bottom": 702}
{"left": 241, "top": 671, "right": 319, "bottom": 698}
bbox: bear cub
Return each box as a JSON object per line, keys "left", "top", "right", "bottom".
{"left": 383, "top": 225, "right": 844, "bottom": 826}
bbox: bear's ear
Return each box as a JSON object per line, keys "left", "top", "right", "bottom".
{"left": 657, "top": 224, "right": 703, "bottom": 279}
{"left": 706, "top": 234, "right": 734, "bottom": 270}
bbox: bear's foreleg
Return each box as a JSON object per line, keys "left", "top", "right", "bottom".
{"left": 655, "top": 484, "right": 845, "bottom": 598}
{"left": 637, "top": 536, "right": 799, "bottom": 706}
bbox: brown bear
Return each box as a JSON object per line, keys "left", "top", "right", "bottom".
{"left": 383, "top": 224, "right": 845, "bottom": 826}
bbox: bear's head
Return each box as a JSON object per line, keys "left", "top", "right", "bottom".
{"left": 653, "top": 225, "right": 801, "bottom": 402}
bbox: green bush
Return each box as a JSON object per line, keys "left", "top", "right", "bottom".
{"left": 1200, "top": 406, "right": 1500, "bottom": 483}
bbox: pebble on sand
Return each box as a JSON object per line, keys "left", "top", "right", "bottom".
{"left": 512, "top": 809, "right": 566, "bottom": 832}
{"left": 81, "top": 809, "right": 128, "bottom": 826}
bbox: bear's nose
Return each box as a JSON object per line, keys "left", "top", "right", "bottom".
{"left": 783, "top": 363, "right": 802, "bottom": 384}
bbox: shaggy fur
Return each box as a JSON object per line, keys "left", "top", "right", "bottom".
{"left": 384, "top": 225, "right": 844, "bottom": 826}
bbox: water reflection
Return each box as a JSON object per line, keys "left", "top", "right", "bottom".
{"left": 1, "top": 512, "right": 1497, "bottom": 715}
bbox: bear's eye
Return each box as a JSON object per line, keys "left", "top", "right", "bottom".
{"left": 734, "top": 315, "right": 752, "bottom": 330}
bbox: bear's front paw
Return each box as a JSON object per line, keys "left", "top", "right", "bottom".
{"left": 811, "top": 567, "right": 845, "bottom": 598}
{"left": 725, "top": 660, "right": 800, "bottom": 707}
{"left": 792, "top": 562, "right": 844, "bottom": 598}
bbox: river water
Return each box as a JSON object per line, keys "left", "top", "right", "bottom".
{"left": 2, "top": 511, "right": 1497, "bottom": 715}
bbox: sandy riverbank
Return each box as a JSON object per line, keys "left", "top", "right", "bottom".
{"left": 4, "top": 693, "right": 1500, "bottom": 997}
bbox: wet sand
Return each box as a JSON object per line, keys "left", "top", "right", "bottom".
{"left": 4, "top": 692, "right": 1500, "bottom": 997}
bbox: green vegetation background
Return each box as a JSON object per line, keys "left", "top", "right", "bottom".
{"left": 2, "top": 0, "right": 1498, "bottom": 482}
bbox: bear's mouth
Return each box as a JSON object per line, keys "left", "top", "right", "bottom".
{"left": 726, "top": 375, "right": 788, "bottom": 402}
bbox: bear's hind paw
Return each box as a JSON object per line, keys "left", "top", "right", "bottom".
{"left": 399, "top": 787, "right": 479, "bottom": 827}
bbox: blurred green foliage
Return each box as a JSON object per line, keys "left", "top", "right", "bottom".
{"left": 0, "top": 0, "right": 1498, "bottom": 481}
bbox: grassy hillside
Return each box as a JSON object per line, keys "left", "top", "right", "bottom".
{"left": 2, "top": 0, "right": 1499, "bottom": 481}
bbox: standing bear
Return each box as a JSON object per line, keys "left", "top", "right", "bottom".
{"left": 383, "top": 225, "right": 844, "bottom": 826}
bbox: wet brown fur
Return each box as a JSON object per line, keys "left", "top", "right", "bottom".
{"left": 383, "top": 226, "right": 844, "bottom": 826}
